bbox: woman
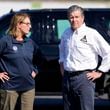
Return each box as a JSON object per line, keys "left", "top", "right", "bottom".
{"left": 0, "top": 13, "right": 38, "bottom": 110}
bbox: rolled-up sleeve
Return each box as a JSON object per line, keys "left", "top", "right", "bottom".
{"left": 59, "top": 37, "right": 65, "bottom": 63}
{"left": 93, "top": 30, "right": 110, "bottom": 72}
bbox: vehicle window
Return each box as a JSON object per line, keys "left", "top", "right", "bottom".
{"left": 39, "top": 18, "right": 70, "bottom": 44}
{"left": 107, "top": 21, "right": 110, "bottom": 37}
{"left": 93, "top": 15, "right": 110, "bottom": 44}
{"left": 57, "top": 19, "right": 70, "bottom": 39}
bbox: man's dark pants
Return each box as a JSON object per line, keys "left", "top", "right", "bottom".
{"left": 63, "top": 71, "right": 95, "bottom": 110}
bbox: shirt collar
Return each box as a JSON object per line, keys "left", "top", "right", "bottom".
{"left": 74, "top": 23, "right": 86, "bottom": 35}
{"left": 11, "top": 35, "right": 29, "bottom": 44}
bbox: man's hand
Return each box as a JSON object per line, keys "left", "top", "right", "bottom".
{"left": 86, "top": 71, "right": 102, "bottom": 81}
{"left": 0, "top": 72, "right": 10, "bottom": 82}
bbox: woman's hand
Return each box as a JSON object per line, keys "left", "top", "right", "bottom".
{"left": 31, "top": 71, "right": 38, "bottom": 78}
{"left": 0, "top": 72, "right": 10, "bottom": 82}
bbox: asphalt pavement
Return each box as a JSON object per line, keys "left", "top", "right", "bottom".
{"left": 33, "top": 93, "right": 110, "bottom": 110}
{"left": 15, "top": 93, "right": 110, "bottom": 110}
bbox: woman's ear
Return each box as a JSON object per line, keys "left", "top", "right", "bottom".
{"left": 17, "top": 22, "right": 21, "bottom": 29}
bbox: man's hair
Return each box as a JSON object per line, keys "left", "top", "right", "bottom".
{"left": 7, "top": 13, "right": 30, "bottom": 37}
{"left": 67, "top": 5, "right": 84, "bottom": 17}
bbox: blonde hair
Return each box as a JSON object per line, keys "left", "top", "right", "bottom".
{"left": 7, "top": 13, "right": 30, "bottom": 37}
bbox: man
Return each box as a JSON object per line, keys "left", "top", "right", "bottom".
{"left": 59, "top": 5, "right": 110, "bottom": 110}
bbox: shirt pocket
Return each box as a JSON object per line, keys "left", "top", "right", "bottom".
{"left": 75, "top": 39, "right": 92, "bottom": 53}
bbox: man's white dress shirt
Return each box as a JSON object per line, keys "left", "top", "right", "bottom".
{"left": 59, "top": 23, "right": 110, "bottom": 72}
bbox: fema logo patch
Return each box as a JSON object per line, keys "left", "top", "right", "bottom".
{"left": 12, "top": 46, "right": 18, "bottom": 52}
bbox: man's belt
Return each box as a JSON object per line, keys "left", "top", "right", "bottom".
{"left": 64, "top": 69, "right": 94, "bottom": 77}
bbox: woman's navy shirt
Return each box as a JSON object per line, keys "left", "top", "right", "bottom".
{"left": 0, "top": 35, "right": 38, "bottom": 91}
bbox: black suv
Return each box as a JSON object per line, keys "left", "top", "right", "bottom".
{"left": 0, "top": 8, "right": 110, "bottom": 102}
